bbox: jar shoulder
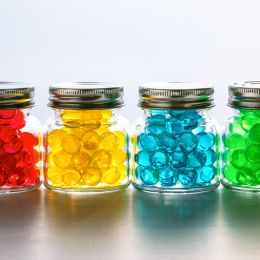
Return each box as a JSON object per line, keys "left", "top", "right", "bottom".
{"left": 26, "top": 114, "right": 41, "bottom": 126}
{"left": 132, "top": 113, "right": 219, "bottom": 132}
{"left": 22, "top": 114, "right": 42, "bottom": 133}
{"left": 44, "top": 115, "right": 130, "bottom": 135}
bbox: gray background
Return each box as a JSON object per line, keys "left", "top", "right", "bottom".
{"left": 1, "top": 1, "right": 260, "bottom": 259}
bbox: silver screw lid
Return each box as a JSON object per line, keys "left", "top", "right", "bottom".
{"left": 229, "top": 81, "right": 260, "bottom": 109}
{"left": 139, "top": 82, "right": 214, "bottom": 109}
{"left": 0, "top": 82, "right": 34, "bottom": 109}
{"left": 49, "top": 82, "right": 124, "bottom": 109}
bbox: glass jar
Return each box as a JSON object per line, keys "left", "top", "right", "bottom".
{"left": 43, "top": 82, "right": 130, "bottom": 192}
{"left": 222, "top": 81, "right": 260, "bottom": 191}
{"left": 132, "top": 82, "right": 220, "bottom": 193}
{"left": 0, "top": 82, "right": 41, "bottom": 193}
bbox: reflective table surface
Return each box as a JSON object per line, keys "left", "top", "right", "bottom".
{"left": 0, "top": 187, "right": 260, "bottom": 260}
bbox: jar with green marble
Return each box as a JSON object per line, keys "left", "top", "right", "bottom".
{"left": 222, "top": 81, "right": 260, "bottom": 191}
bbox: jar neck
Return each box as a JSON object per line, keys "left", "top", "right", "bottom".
{"left": 231, "top": 107, "right": 260, "bottom": 117}
{"left": 0, "top": 108, "right": 31, "bottom": 128}
{"left": 142, "top": 108, "right": 211, "bottom": 118}
{"left": 0, "top": 108, "right": 31, "bottom": 118}
{"left": 22, "top": 108, "right": 31, "bottom": 117}
{"left": 53, "top": 108, "right": 120, "bottom": 126}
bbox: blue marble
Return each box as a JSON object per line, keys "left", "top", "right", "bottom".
{"left": 147, "top": 114, "right": 166, "bottom": 125}
{"left": 151, "top": 151, "right": 168, "bottom": 168}
{"left": 138, "top": 133, "right": 158, "bottom": 152}
{"left": 182, "top": 111, "right": 204, "bottom": 130}
{"left": 188, "top": 150, "right": 206, "bottom": 168}
{"left": 146, "top": 124, "right": 165, "bottom": 135}
{"left": 159, "top": 133, "right": 177, "bottom": 152}
{"left": 179, "top": 132, "right": 198, "bottom": 152}
{"left": 158, "top": 167, "right": 178, "bottom": 186}
{"left": 140, "top": 166, "right": 159, "bottom": 185}
{"left": 166, "top": 119, "right": 184, "bottom": 134}
{"left": 204, "top": 149, "right": 217, "bottom": 165}
{"left": 197, "top": 132, "right": 215, "bottom": 150}
{"left": 135, "top": 151, "right": 151, "bottom": 167}
{"left": 178, "top": 110, "right": 201, "bottom": 121}
{"left": 196, "top": 165, "right": 216, "bottom": 183}
{"left": 169, "top": 110, "right": 185, "bottom": 117}
{"left": 150, "top": 110, "right": 167, "bottom": 116}
{"left": 192, "top": 125, "right": 206, "bottom": 134}
{"left": 183, "top": 118, "right": 199, "bottom": 130}
{"left": 169, "top": 149, "right": 186, "bottom": 168}
{"left": 178, "top": 168, "right": 197, "bottom": 186}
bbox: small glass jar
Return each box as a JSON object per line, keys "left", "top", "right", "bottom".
{"left": 132, "top": 82, "right": 220, "bottom": 193}
{"left": 0, "top": 82, "right": 41, "bottom": 193}
{"left": 43, "top": 82, "right": 130, "bottom": 192}
{"left": 222, "top": 81, "right": 260, "bottom": 191}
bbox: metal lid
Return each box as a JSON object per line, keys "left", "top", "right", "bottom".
{"left": 49, "top": 82, "right": 124, "bottom": 109}
{"left": 0, "top": 82, "right": 34, "bottom": 109}
{"left": 228, "top": 81, "right": 260, "bottom": 109}
{"left": 139, "top": 82, "right": 214, "bottom": 109}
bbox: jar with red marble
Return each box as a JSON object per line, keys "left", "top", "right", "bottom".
{"left": 0, "top": 82, "right": 41, "bottom": 193}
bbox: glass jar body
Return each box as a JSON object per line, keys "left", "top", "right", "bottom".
{"left": 43, "top": 108, "right": 130, "bottom": 192}
{"left": 222, "top": 108, "right": 260, "bottom": 191}
{"left": 0, "top": 109, "right": 41, "bottom": 193}
{"left": 132, "top": 109, "right": 220, "bottom": 193}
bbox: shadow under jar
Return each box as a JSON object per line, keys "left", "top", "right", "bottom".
{"left": 0, "top": 82, "right": 41, "bottom": 193}
{"left": 44, "top": 82, "right": 130, "bottom": 192}
{"left": 222, "top": 81, "right": 260, "bottom": 191}
{"left": 132, "top": 82, "right": 220, "bottom": 193}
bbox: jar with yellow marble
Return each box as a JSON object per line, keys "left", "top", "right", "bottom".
{"left": 43, "top": 82, "right": 130, "bottom": 192}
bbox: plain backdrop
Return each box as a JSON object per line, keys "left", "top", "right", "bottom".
{"left": 0, "top": 0, "right": 260, "bottom": 125}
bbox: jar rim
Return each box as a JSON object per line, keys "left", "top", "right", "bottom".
{"left": 0, "top": 81, "right": 34, "bottom": 89}
{"left": 50, "top": 82, "right": 122, "bottom": 89}
{"left": 140, "top": 81, "right": 213, "bottom": 90}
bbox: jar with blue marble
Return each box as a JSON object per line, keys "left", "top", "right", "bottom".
{"left": 132, "top": 82, "right": 220, "bottom": 193}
